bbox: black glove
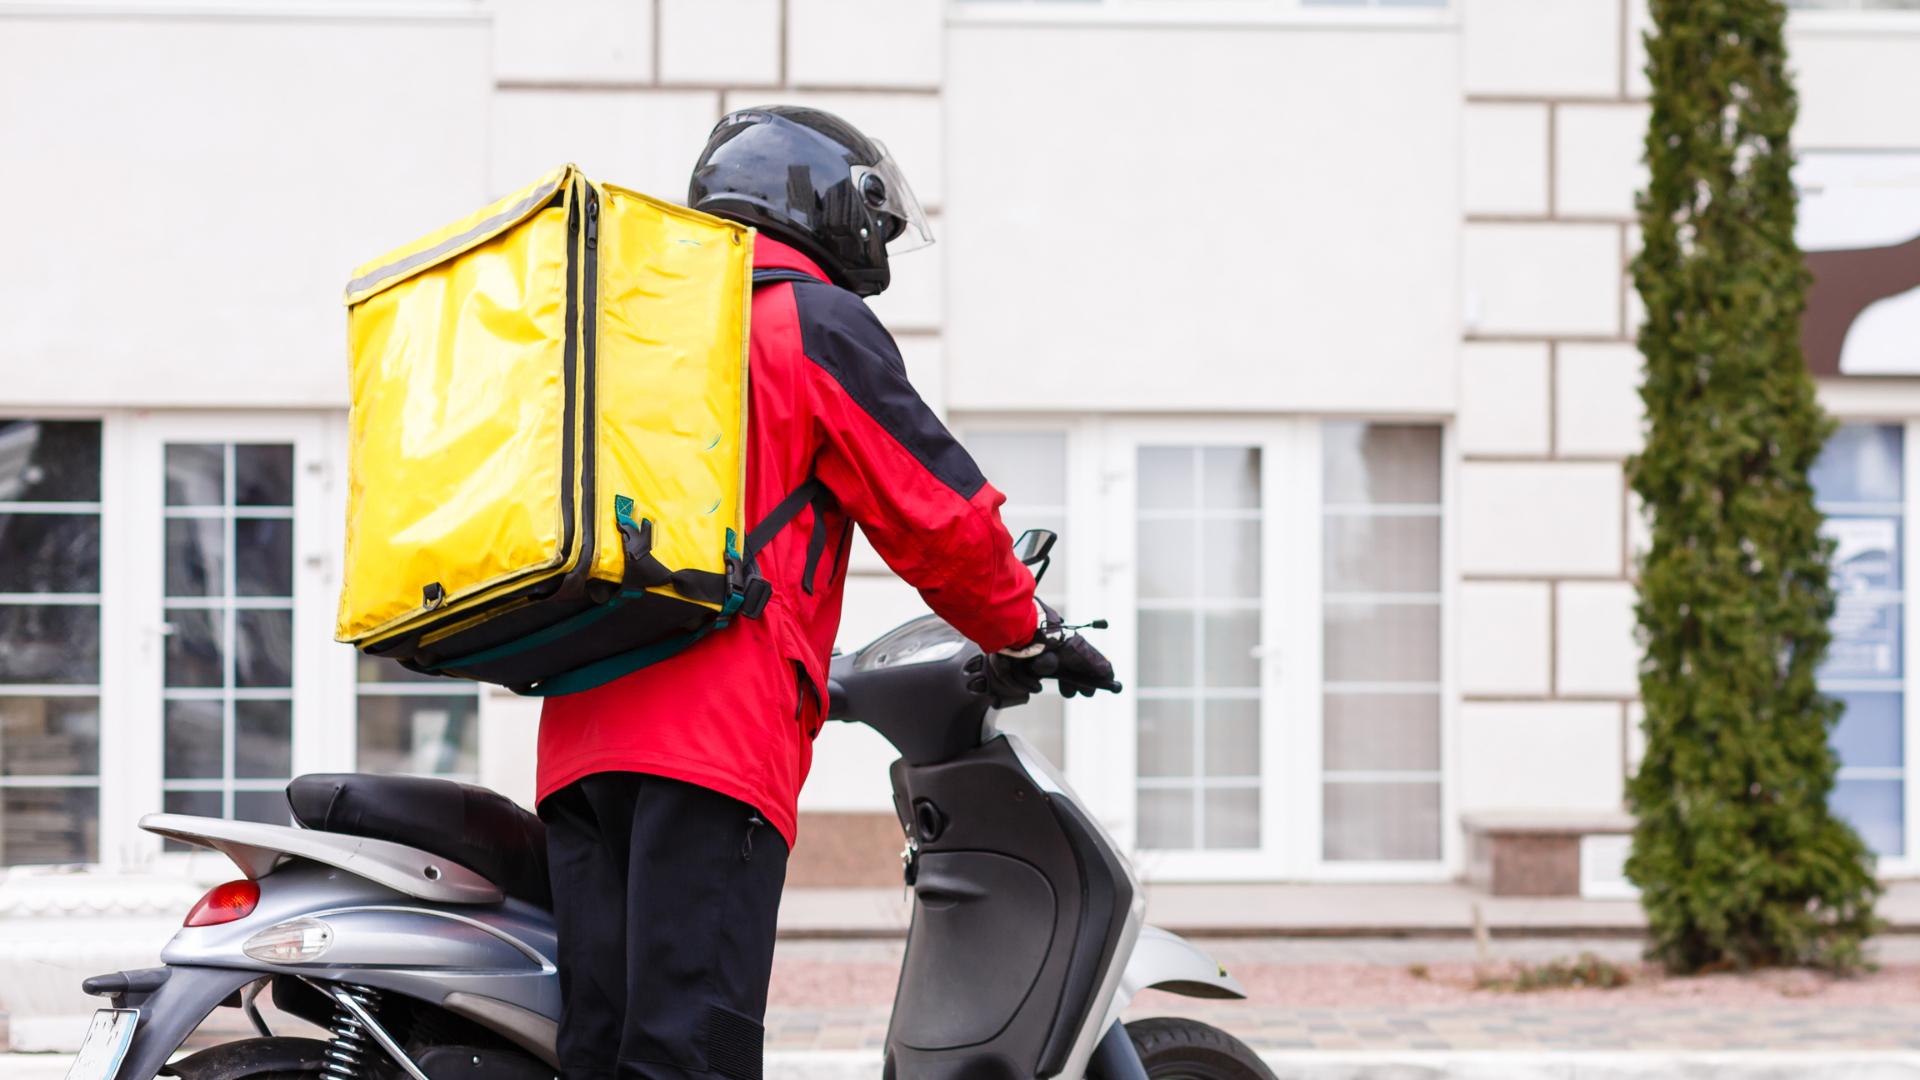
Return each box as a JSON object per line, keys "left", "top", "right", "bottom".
{"left": 970, "top": 599, "right": 1120, "bottom": 704}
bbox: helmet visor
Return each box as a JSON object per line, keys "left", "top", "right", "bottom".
{"left": 853, "top": 141, "right": 934, "bottom": 255}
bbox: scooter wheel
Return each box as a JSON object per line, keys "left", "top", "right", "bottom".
{"left": 1124, "top": 1017, "right": 1277, "bottom": 1080}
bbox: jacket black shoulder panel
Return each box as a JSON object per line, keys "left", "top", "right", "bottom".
{"left": 789, "top": 280, "right": 987, "bottom": 500}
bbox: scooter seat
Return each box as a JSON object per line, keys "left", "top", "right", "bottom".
{"left": 286, "top": 773, "right": 551, "bottom": 910}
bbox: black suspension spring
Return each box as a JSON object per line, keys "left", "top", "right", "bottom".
{"left": 321, "top": 984, "right": 383, "bottom": 1080}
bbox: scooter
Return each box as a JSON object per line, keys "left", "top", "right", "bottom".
{"left": 68, "top": 530, "right": 1273, "bottom": 1080}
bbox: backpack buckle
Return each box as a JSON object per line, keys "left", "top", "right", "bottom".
{"left": 737, "top": 574, "right": 773, "bottom": 620}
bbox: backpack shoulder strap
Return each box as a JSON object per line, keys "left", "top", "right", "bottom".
{"left": 752, "top": 267, "right": 820, "bottom": 289}
{"left": 743, "top": 477, "right": 825, "bottom": 569}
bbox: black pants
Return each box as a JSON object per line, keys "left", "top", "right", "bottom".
{"left": 540, "top": 772, "right": 789, "bottom": 1080}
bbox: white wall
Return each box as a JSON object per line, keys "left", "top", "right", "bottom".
{"left": 942, "top": 22, "right": 1460, "bottom": 416}
{"left": 0, "top": 10, "right": 492, "bottom": 408}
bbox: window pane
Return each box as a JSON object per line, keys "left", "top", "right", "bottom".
{"left": 235, "top": 789, "right": 291, "bottom": 826}
{"left": 357, "top": 695, "right": 480, "bottom": 777}
{"left": 165, "top": 518, "right": 225, "bottom": 597}
{"left": 235, "top": 609, "right": 293, "bottom": 688}
{"left": 1202, "top": 611, "right": 1260, "bottom": 688}
{"left": 1138, "top": 448, "right": 1193, "bottom": 511}
{"left": 1200, "top": 521, "right": 1260, "bottom": 597}
{"left": 1324, "top": 693, "right": 1441, "bottom": 771}
{"left": 1812, "top": 424, "right": 1902, "bottom": 505}
{"left": 1833, "top": 692, "right": 1902, "bottom": 770}
{"left": 1325, "top": 515, "right": 1442, "bottom": 593}
{"left": 235, "top": 700, "right": 293, "bottom": 779}
{"left": 163, "top": 700, "right": 223, "bottom": 780}
{"left": 1, "top": 786, "right": 96, "bottom": 864}
{"left": 1137, "top": 611, "right": 1195, "bottom": 688}
{"left": 996, "top": 693, "right": 1063, "bottom": 767}
{"left": 1137, "top": 787, "right": 1194, "bottom": 850}
{"left": 164, "top": 608, "right": 224, "bottom": 688}
{"left": 0, "top": 514, "right": 100, "bottom": 593}
{"left": 1203, "top": 788, "right": 1259, "bottom": 849}
{"left": 1137, "top": 520, "right": 1195, "bottom": 599}
{"left": 1202, "top": 699, "right": 1260, "bottom": 778}
{"left": 358, "top": 655, "right": 449, "bottom": 685}
{"left": 966, "top": 432, "right": 1066, "bottom": 507}
{"left": 0, "top": 697, "right": 99, "bottom": 777}
{"left": 1824, "top": 516, "right": 1900, "bottom": 593}
{"left": 164, "top": 789, "right": 221, "bottom": 820}
{"left": 1202, "top": 447, "right": 1260, "bottom": 510}
{"left": 1324, "top": 423, "right": 1442, "bottom": 505}
{"left": 235, "top": 519, "right": 294, "bottom": 598}
{"left": 1324, "top": 781, "right": 1441, "bottom": 861}
{"left": 1324, "top": 602, "right": 1442, "bottom": 683}
{"left": 1823, "top": 598, "right": 1902, "bottom": 680}
{"left": 0, "top": 605, "right": 100, "bottom": 684}
{"left": 0, "top": 420, "right": 101, "bottom": 503}
{"left": 1137, "top": 699, "right": 1194, "bottom": 778}
{"left": 165, "top": 444, "right": 225, "bottom": 507}
{"left": 234, "top": 445, "right": 294, "bottom": 507}
{"left": 1833, "top": 778, "right": 1904, "bottom": 857}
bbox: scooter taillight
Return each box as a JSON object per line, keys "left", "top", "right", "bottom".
{"left": 184, "top": 879, "right": 260, "bottom": 927}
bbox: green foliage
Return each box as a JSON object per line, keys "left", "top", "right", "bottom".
{"left": 1473, "top": 954, "right": 1633, "bottom": 994}
{"left": 1627, "top": 0, "right": 1879, "bottom": 973}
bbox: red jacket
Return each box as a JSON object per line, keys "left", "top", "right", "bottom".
{"left": 537, "top": 237, "right": 1039, "bottom": 845}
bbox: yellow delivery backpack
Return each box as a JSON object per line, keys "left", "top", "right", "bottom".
{"left": 336, "top": 164, "right": 806, "bottom": 696}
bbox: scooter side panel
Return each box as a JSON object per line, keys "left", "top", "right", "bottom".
{"left": 1111, "top": 926, "right": 1248, "bottom": 1015}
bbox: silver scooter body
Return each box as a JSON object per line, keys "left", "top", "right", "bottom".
{"left": 83, "top": 616, "right": 1242, "bottom": 1080}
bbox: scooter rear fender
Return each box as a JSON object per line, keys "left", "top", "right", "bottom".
{"left": 90, "top": 965, "right": 261, "bottom": 1080}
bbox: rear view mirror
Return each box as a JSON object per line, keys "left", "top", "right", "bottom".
{"left": 1013, "top": 529, "right": 1056, "bottom": 585}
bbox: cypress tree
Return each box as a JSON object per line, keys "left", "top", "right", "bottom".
{"left": 1626, "top": 0, "right": 1879, "bottom": 972}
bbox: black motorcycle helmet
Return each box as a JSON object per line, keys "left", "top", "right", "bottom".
{"left": 688, "top": 106, "right": 932, "bottom": 297}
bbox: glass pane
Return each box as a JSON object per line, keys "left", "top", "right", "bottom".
{"left": 1324, "top": 601, "right": 1441, "bottom": 683}
{"left": 357, "top": 695, "right": 480, "bottom": 777}
{"left": 0, "top": 420, "right": 101, "bottom": 503}
{"left": 996, "top": 694, "right": 1064, "bottom": 767}
{"left": 0, "top": 696, "right": 99, "bottom": 776}
{"left": 1138, "top": 448, "right": 1194, "bottom": 511}
{"left": 235, "top": 609, "right": 293, "bottom": 688}
{"left": 0, "top": 605, "right": 100, "bottom": 684}
{"left": 235, "top": 700, "right": 293, "bottom": 779}
{"left": 1324, "top": 423, "right": 1442, "bottom": 505}
{"left": 1200, "top": 521, "right": 1261, "bottom": 597}
{"left": 163, "top": 699, "right": 223, "bottom": 780}
{"left": 165, "top": 518, "right": 225, "bottom": 598}
{"left": 1824, "top": 598, "right": 1902, "bottom": 680}
{"left": 234, "top": 445, "right": 294, "bottom": 507}
{"left": 1825, "top": 517, "right": 1900, "bottom": 593}
{"left": 1833, "top": 778, "right": 1904, "bottom": 858}
{"left": 235, "top": 519, "right": 293, "bottom": 598}
{"left": 1832, "top": 692, "right": 1903, "bottom": 770}
{"left": 1812, "top": 424, "right": 1903, "bottom": 505}
{"left": 1136, "top": 520, "right": 1194, "bottom": 599}
{"left": 164, "top": 608, "right": 224, "bottom": 688}
{"left": 1203, "top": 788, "right": 1259, "bottom": 849}
{"left": 0, "top": 514, "right": 101, "bottom": 593}
{"left": 1137, "top": 787, "right": 1195, "bottom": 850}
{"left": 1324, "top": 693, "right": 1441, "bottom": 771}
{"left": 965, "top": 432, "right": 1066, "bottom": 507}
{"left": 358, "top": 655, "right": 451, "bottom": 685}
{"left": 235, "top": 789, "right": 291, "bottom": 827}
{"left": 1324, "top": 515, "right": 1442, "bottom": 594}
{"left": 1202, "top": 698, "right": 1260, "bottom": 778}
{"left": 1202, "top": 611, "right": 1260, "bottom": 688}
{"left": 1137, "top": 611, "right": 1195, "bottom": 688}
{"left": 1201, "top": 447, "right": 1260, "bottom": 510}
{"left": 165, "top": 444, "right": 225, "bottom": 507}
{"left": 1324, "top": 781, "right": 1441, "bottom": 861}
{"left": 1137, "top": 699, "right": 1194, "bottom": 778}
{"left": 1, "top": 786, "right": 96, "bottom": 864}
{"left": 161, "top": 789, "right": 221, "bottom": 849}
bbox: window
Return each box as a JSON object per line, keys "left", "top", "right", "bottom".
{"left": 356, "top": 657, "right": 480, "bottom": 781}
{"left": 0, "top": 419, "right": 103, "bottom": 865}
{"left": 159, "top": 442, "right": 298, "bottom": 828}
{"left": 965, "top": 430, "right": 1070, "bottom": 765}
{"left": 1813, "top": 423, "right": 1906, "bottom": 857}
{"left": 1134, "top": 445, "right": 1264, "bottom": 851}
{"left": 1320, "top": 423, "right": 1443, "bottom": 862}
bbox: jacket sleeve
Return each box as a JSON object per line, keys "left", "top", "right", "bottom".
{"left": 792, "top": 283, "right": 1038, "bottom": 652}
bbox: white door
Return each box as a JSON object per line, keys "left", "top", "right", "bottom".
{"left": 126, "top": 413, "right": 334, "bottom": 853}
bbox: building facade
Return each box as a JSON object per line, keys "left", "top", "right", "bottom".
{"left": 6, "top": 1, "right": 1920, "bottom": 1022}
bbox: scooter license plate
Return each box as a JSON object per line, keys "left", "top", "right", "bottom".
{"left": 64, "top": 1009, "right": 138, "bottom": 1080}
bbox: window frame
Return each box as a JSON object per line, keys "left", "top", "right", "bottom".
{"left": 948, "top": 0, "right": 1456, "bottom": 31}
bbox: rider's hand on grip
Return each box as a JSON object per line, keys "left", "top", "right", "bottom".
{"left": 975, "top": 598, "right": 1121, "bottom": 703}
